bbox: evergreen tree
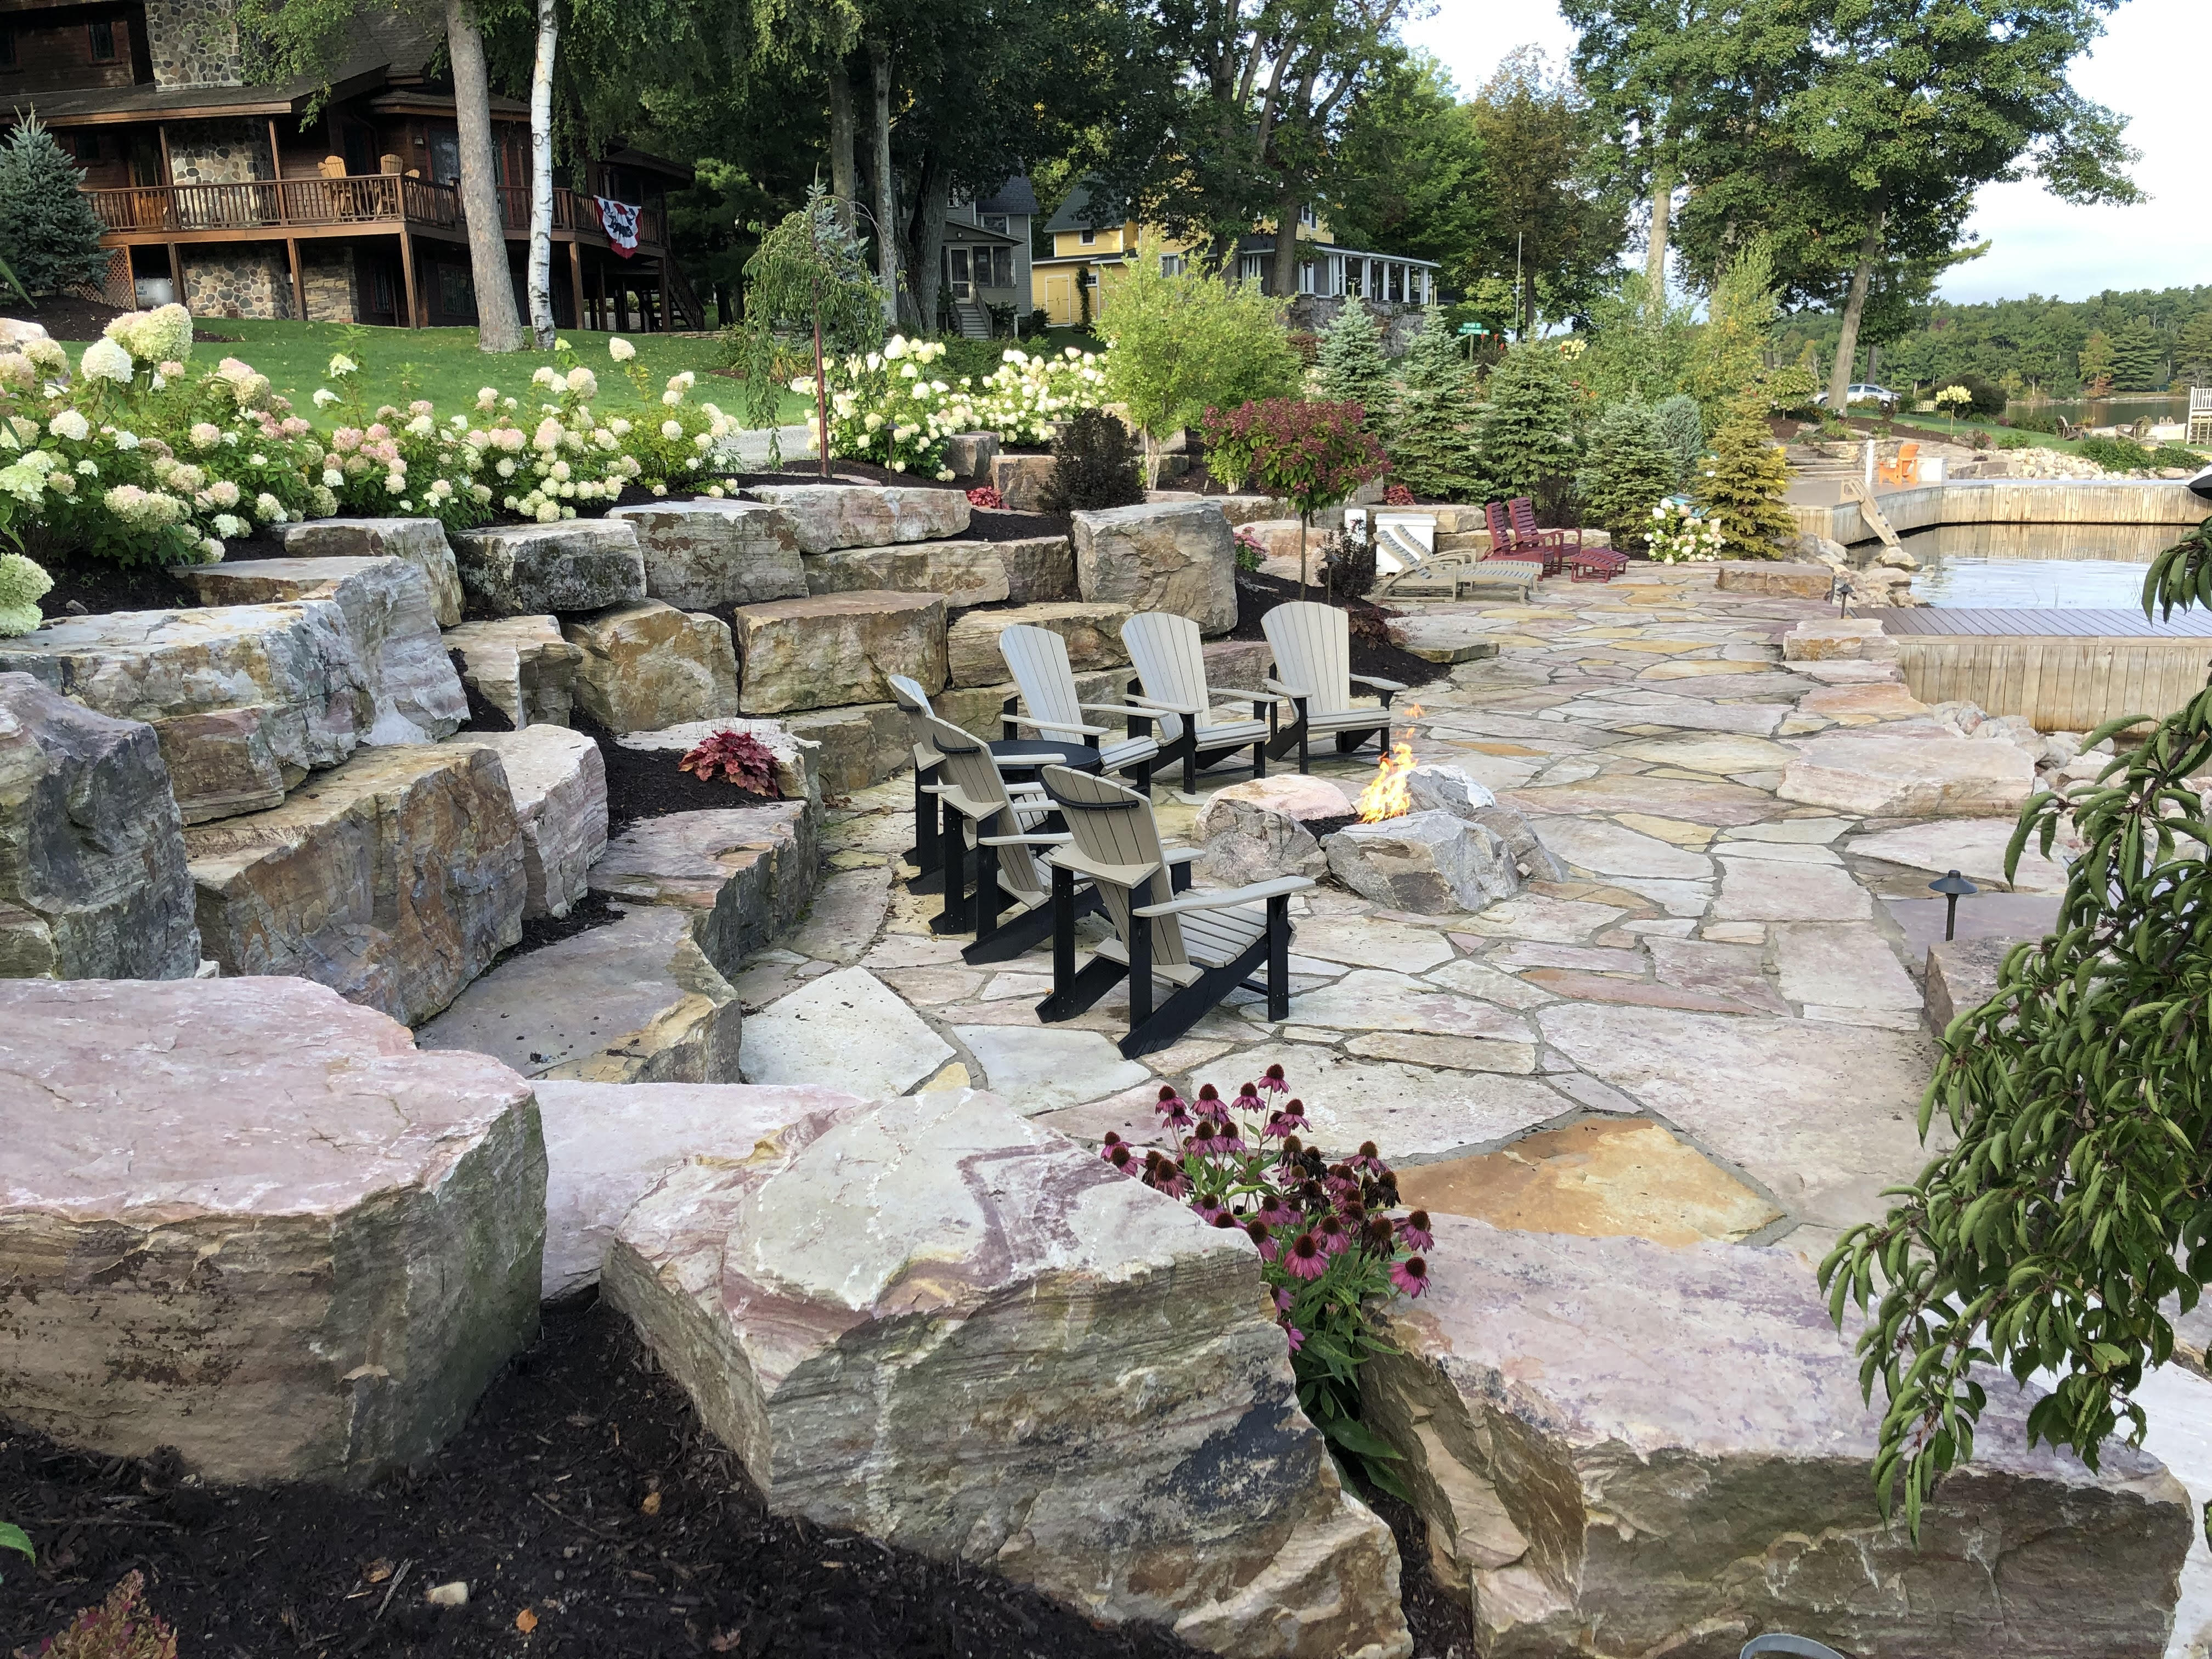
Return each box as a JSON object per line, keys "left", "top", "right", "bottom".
{"left": 1695, "top": 386, "right": 1795, "bottom": 558}
{"left": 1577, "top": 401, "right": 1679, "bottom": 552}
{"left": 0, "top": 116, "right": 109, "bottom": 298}
{"left": 1317, "top": 301, "right": 1393, "bottom": 425}
{"left": 1477, "top": 340, "right": 1578, "bottom": 511}
{"left": 2108, "top": 314, "right": 2162, "bottom": 392}
{"left": 2177, "top": 312, "right": 2212, "bottom": 390}
{"left": 1652, "top": 392, "right": 1703, "bottom": 486}
{"left": 1384, "top": 308, "right": 1485, "bottom": 500}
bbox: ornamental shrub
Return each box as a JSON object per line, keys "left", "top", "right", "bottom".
{"left": 1384, "top": 308, "right": 1484, "bottom": 501}
{"left": 1099, "top": 1068, "right": 1434, "bottom": 1493}
{"left": 1694, "top": 386, "right": 1796, "bottom": 558}
{"left": 1042, "top": 407, "right": 1143, "bottom": 511}
{"left": 1652, "top": 392, "right": 1704, "bottom": 486}
{"left": 0, "top": 550, "right": 51, "bottom": 634}
{"left": 1576, "top": 400, "right": 1679, "bottom": 554}
{"left": 2078, "top": 434, "right": 2157, "bottom": 475}
{"left": 1201, "top": 397, "right": 1386, "bottom": 589}
{"left": 1316, "top": 302, "right": 1392, "bottom": 422}
{"left": 0, "top": 115, "right": 109, "bottom": 298}
{"left": 1479, "top": 340, "right": 1579, "bottom": 514}
{"left": 29, "top": 1569, "right": 178, "bottom": 1658}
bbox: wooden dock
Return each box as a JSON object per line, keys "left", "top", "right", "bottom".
{"left": 1859, "top": 606, "right": 2212, "bottom": 729}
{"left": 1861, "top": 606, "right": 2212, "bottom": 638}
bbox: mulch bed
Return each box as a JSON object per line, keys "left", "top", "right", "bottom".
{"left": 567, "top": 712, "right": 776, "bottom": 836}
{"left": 2, "top": 296, "right": 125, "bottom": 342}
{"left": 1229, "top": 569, "right": 1446, "bottom": 691}
{"left": 0, "top": 1298, "right": 1206, "bottom": 1659}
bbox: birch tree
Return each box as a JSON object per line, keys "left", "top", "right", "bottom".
{"left": 526, "top": 0, "right": 557, "bottom": 348}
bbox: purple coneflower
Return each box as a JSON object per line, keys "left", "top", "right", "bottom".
{"left": 1154, "top": 1085, "right": 1192, "bottom": 1130}
{"left": 1284, "top": 1323, "right": 1306, "bottom": 1354}
{"left": 1194, "top": 1083, "right": 1230, "bottom": 1121}
{"left": 1347, "top": 1140, "right": 1387, "bottom": 1176}
{"left": 1255, "top": 1194, "right": 1299, "bottom": 1228}
{"left": 1244, "top": 1219, "right": 1279, "bottom": 1262}
{"left": 1273, "top": 1286, "right": 1294, "bottom": 1313}
{"left": 1233, "top": 1081, "right": 1265, "bottom": 1118}
{"left": 1104, "top": 1142, "right": 1136, "bottom": 1172}
{"left": 1317, "top": 1214, "right": 1350, "bottom": 1256}
{"left": 1149, "top": 1159, "right": 1192, "bottom": 1199}
{"left": 1192, "top": 1197, "right": 1228, "bottom": 1226}
{"left": 1284, "top": 1232, "right": 1328, "bottom": 1280}
{"left": 1258, "top": 1063, "right": 1289, "bottom": 1096}
{"left": 1398, "top": 1210, "right": 1434, "bottom": 1251}
{"left": 1390, "top": 1256, "right": 1431, "bottom": 1298}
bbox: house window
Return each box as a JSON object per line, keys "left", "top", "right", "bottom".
{"left": 1079, "top": 228, "right": 1095, "bottom": 245}
{"left": 991, "top": 247, "right": 1013, "bottom": 289}
{"left": 1299, "top": 204, "right": 1316, "bottom": 227}
{"left": 1160, "top": 252, "right": 1182, "bottom": 276}
{"left": 0, "top": 25, "right": 15, "bottom": 67}
{"left": 71, "top": 132, "right": 103, "bottom": 162}
{"left": 437, "top": 263, "right": 477, "bottom": 321}
{"left": 428, "top": 129, "right": 461, "bottom": 187}
{"left": 88, "top": 18, "right": 117, "bottom": 59}
{"left": 1388, "top": 263, "right": 1404, "bottom": 303}
{"left": 1299, "top": 261, "right": 1316, "bottom": 294}
{"left": 1238, "top": 252, "right": 1266, "bottom": 285}
{"left": 981, "top": 213, "right": 1008, "bottom": 235}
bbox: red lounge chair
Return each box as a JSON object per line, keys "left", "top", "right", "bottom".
{"left": 1568, "top": 547, "right": 1629, "bottom": 582}
{"left": 1507, "top": 498, "right": 1578, "bottom": 575}
{"left": 1482, "top": 501, "right": 1547, "bottom": 570}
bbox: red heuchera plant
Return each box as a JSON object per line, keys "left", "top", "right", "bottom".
{"left": 1099, "top": 1066, "right": 1429, "bottom": 1493}
{"left": 679, "top": 730, "right": 781, "bottom": 795}
{"left": 966, "top": 484, "right": 1006, "bottom": 510}
{"left": 1383, "top": 482, "right": 1415, "bottom": 507}
{"left": 31, "top": 1571, "right": 178, "bottom": 1658}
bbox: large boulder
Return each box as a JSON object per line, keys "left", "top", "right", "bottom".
{"left": 1716, "top": 560, "right": 1835, "bottom": 599}
{"left": 1193, "top": 774, "right": 1349, "bottom": 886}
{"left": 534, "top": 1080, "right": 863, "bottom": 1300}
{"left": 0, "top": 976, "right": 543, "bottom": 1484}
{"left": 992, "top": 533, "right": 1077, "bottom": 602}
{"left": 731, "top": 591, "right": 949, "bottom": 714}
{"left": 453, "top": 520, "right": 647, "bottom": 615}
{"left": 175, "top": 555, "right": 468, "bottom": 745}
{"left": 941, "top": 432, "right": 1000, "bottom": 478}
{"left": 606, "top": 499, "right": 809, "bottom": 610}
{"left": 417, "top": 904, "right": 743, "bottom": 1084}
{"left": 184, "top": 743, "right": 527, "bottom": 1025}
{"left": 563, "top": 600, "right": 740, "bottom": 734}
{"left": 588, "top": 803, "right": 817, "bottom": 979}
{"left": 1781, "top": 619, "right": 1899, "bottom": 663}
{"left": 442, "top": 615, "right": 583, "bottom": 729}
{"left": 805, "top": 541, "right": 1011, "bottom": 611}
{"left": 748, "top": 483, "right": 970, "bottom": 553}
{"left": 945, "top": 600, "right": 1131, "bottom": 688}
{"left": 1072, "top": 500, "right": 1237, "bottom": 635}
{"left": 0, "top": 602, "right": 370, "bottom": 822}
{"left": 273, "top": 516, "right": 464, "bottom": 627}
{"left": 0, "top": 674, "right": 202, "bottom": 980}
{"left": 1778, "top": 735, "right": 2036, "bottom": 817}
{"left": 1406, "top": 765, "right": 1567, "bottom": 883}
{"left": 991, "top": 452, "right": 1058, "bottom": 513}
{"left": 1364, "top": 1217, "right": 2191, "bottom": 1659}
{"left": 453, "top": 727, "right": 607, "bottom": 919}
{"left": 603, "top": 1087, "right": 1412, "bottom": 1658}
{"left": 1326, "top": 810, "right": 1521, "bottom": 915}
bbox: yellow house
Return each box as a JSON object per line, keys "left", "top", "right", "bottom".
{"left": 1031, "top": 181, "right": 1440, "bottom": 328}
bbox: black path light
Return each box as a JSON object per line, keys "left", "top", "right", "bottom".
{"left": 1929, "top": 868, "right": 1979, "bottom": 942}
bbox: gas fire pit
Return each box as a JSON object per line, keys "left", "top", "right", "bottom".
{"left": 1318, "top": 748, "right": 1553, "bottom": 915}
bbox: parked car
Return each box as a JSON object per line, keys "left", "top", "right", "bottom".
{"left": 1815, "top": 383, "right": 1900, "bottom": 412}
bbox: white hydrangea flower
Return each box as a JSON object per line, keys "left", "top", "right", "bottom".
{"left": 81, "top": 337, "right": 134, "bottom": 382}
{"left": 47, "top": 410, "right": 91, "bottom": 442}
{"left": 608, "top": 337, "right": 636, "bottom": 362}
{"left": 661, "top": 419, "right": 684, "bottom": 440}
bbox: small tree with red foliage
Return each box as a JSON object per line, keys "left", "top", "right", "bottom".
{"left": 1201, "top": 398, "right": 1387, "bottom": 598}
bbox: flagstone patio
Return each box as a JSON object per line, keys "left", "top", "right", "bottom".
{"left": 727, "top": 563, "right": 2040, "bottom": 1265}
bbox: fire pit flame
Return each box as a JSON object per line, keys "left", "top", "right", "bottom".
{"left": 1356, "top": 741, "right": 1418, "bottom": 822}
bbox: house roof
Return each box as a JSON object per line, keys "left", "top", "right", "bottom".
{"left": 974, "top": 175, "right": 1039, "bottom": 217}
{"left": 1044, "top": 179, "right": 1125, "bottom": 234}
{"left": 1231, "top": 232, "right": 1440, "bottom": 269}
{"left": 944, "top": 219, "right": 1019, "bottom": 246}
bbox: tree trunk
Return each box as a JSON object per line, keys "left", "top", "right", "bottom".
{"left": 1825, "top": 210, "right": 1884, "bottom": 416}
{"left": 827, "top": 60, "right": 856, "bottom": 228}
{"left": 1269, "top": 188, "right": 1303, "bottom": 298}
{"left": 868, "top": 39, "right": 898, "bottom": 326}
{"left": 526, "top": 0, "right": 557, "bottom": 349}
{"left": 444, "top": 0, "right": 523, "bottom": 352}
{"left": 911, "top": 150, "right": 947, "bottom": 338}
{"left": 1645, "top": 157, "right": 1672, "bottom": 300}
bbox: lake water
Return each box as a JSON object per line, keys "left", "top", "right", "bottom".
{"left": 2003, "top": 393, "right": 2196, "bottom": 427}
{"left": 1904, "top": 522, "right": 2166, "bottom": 608}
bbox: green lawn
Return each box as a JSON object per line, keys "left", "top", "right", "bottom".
{"left": 1882, "top": 409, "right": 2089, "bottom": 454}
{"left": 50, "top": 316, "right": 811, "bottom": 428}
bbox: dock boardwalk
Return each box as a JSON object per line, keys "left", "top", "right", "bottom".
{"left": 1860, "top": 606, "right": 2212, "bottom": 730}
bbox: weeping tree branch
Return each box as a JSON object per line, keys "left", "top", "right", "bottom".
{"left": 738, "top": 184, "right": 883, "bottom": 472}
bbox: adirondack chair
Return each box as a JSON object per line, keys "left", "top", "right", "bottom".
{"left": 888, "top": 673, "right": 952, "bottom": 890}
{"left": 917, "top": 713, "right": 1098, "bottom": 963}
{"left": 1120, "top": 612, "right": 1285, "bottom": 792}
{"left": 996, "top": 623, "right": 1160, "bottom": 791}
{"left": 1370, "top": 534, "right": 1489, "bottom": 599}
{"left": 1481, "top": 500, "right": 1547, "bottom": 566}
{"left": 1035, "top": 765, "right": 1311, "bottom": 1057}
{"left": 1261, "top": 601, "right": 1405, "bottom": 769}
{"left": 1507, "top": 498, "right": 1578, "bottom": 573}
{"left": 1875, "top": 441, "right": 1919, "bottom": 487}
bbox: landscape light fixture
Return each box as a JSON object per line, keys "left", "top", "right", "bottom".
{"left": 1929, "top": 868, "right": 1978, "bottom": 941}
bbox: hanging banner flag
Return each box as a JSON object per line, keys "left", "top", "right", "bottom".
{"left": 595, "top": 197, "right": 641, "bottom": 258}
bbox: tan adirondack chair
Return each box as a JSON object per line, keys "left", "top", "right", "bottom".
{"left": 1260, "top": 601, "right": 1405, "bottom": 770}
{"left": 919, "top": 714, "right": 1092, "bottom": 963}
{"left": 1120, "top": 612, "right": 1284, "bottom": 792}
{"left": 997, "top": 623, "right": 1160, "bottom": 789}
{"left": 1036, "top": 765, "right": 1311, "bottom": 1057}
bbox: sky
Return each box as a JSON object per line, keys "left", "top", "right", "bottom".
{"left": 1403, "top": 0, "right": 2211, "bottom": 306}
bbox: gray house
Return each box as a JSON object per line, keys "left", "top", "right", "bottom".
{"left": 942, "top": 176, "right": 1039, "bottom": 337}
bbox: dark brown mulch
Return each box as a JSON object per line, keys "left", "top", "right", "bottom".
{"left": 567, "top": 712, "right": 776, "bottom": 836}
{"left": 0, "top": 1297, "right": 1203, "bottom": 1659}
{"left": 1363, "top": 1491, "right": 1473, "bottom": 1659}
{"left": 967, "top": 506, "right": 1071, "bottom": 543}
{"left": 1229, "top": 569, "right": 1446, "bottom": 691}
{"left": 29, "top": 549, "right": 201, "bottom": 615}
{"left": 2, "top": 295, "right": 123, "bottom": 342}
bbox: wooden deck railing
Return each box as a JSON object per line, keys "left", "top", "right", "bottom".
{"left": 83, "top": 179, "right": 662, "bottom": 246}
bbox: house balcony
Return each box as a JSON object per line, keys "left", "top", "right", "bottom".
{"left": 81, "top": 178, "right": 667, "bottom": 252}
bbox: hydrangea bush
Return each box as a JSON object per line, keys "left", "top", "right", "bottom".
{"left": 794, "top": 336, "right": 1104, "bottom": 476}
{"left": 1645, "top": 498, "right": 1725, "bottom": 562}
{"left": 1099, "top": 1067, "right": 1431, "bottom": 1493}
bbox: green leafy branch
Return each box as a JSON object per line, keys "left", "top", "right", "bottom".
{"left": 1818, "top": 511, "right": 2212, "bottom": 1536}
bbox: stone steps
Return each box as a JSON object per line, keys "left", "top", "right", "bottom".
{"left": 586, "top": 802, "right": 817, "bottom": 981}
{"left": 443, "top": 615, "right": 583, "bottom": 729}
{"left": 607, "top": 499, "right": 808, "bottom": 610}
{"left": 273, "top": 516, "right": 465, "bottom": 627}
{"left": 748, "top": 483, "right": 970, "bottom": 553}
{"left": 453, "top": 520, "right": 646, "bottom": 616}
{"left": 565, "top": 600, "right": 740, "bottom": 734}
{"left": 806, "top": 542, "right": 1011, "bottom": 611}
{"left": 731, "top": 590, "right": 948, "bottom": 714}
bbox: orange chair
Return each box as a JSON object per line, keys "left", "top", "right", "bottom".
{"left": 1876, "top": 441, "right": 1920, "bottom": 487}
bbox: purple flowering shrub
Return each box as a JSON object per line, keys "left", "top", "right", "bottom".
{"left": 1099, "top": 1065, "right": 1432, "bottom": 1494}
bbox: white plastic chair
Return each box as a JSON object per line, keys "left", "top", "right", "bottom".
{"left": 997, "top": 623, "right": 1160, "bottom": 789}
{"left": 1119, "top": 612, "right": 1284, "bottom": 792}
{"left": 919, "top": 713, "right": 1090, "bottom": 963}
{"left": 1260, "top": 601, "right": 1405, "bottom": 770}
